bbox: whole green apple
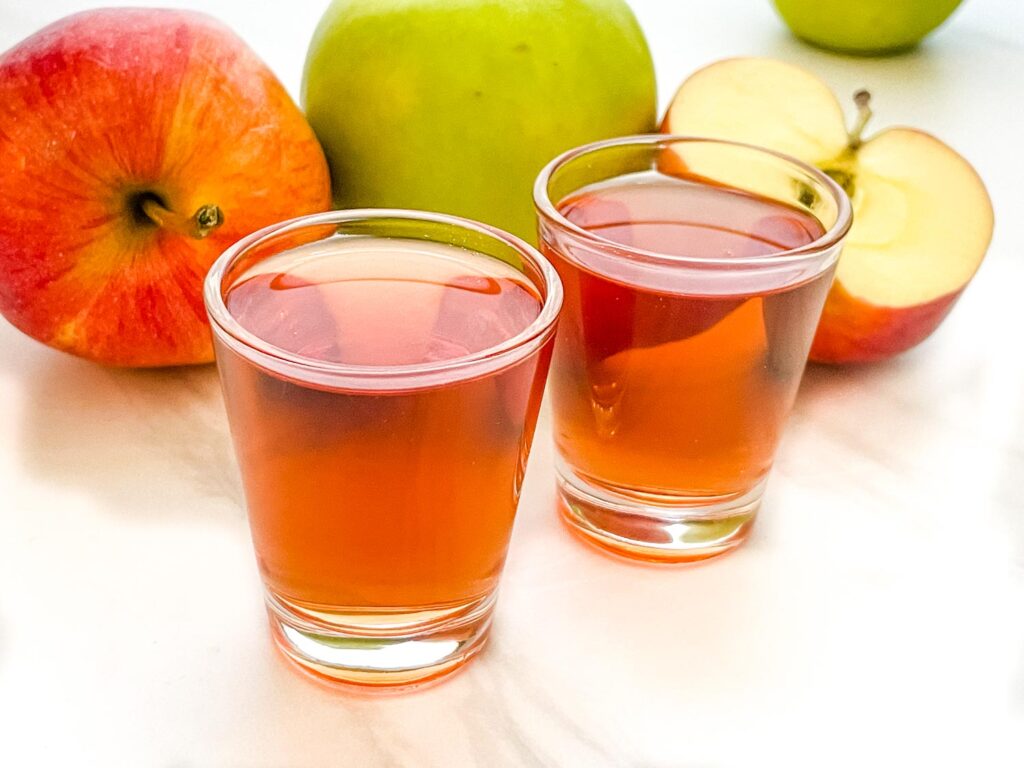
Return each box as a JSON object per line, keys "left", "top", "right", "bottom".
{"left": 302, "top": 0, "right": 655, "bottom": 242}
{"left": 773, "top": 0, "right": 964, "bottom": 55}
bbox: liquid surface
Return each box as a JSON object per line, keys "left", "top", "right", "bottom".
{"left": 547, "top": 171, "right": 832, "bottom": 497}
{"left": 560, "top": 171, "right": 824, "bottom": 258}
{"left": 226, "top": 237, "right": 541, "bottom": 367}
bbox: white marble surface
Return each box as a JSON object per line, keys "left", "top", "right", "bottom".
{"left": 1, "top": 0, "right": 1022, "bottom": 765}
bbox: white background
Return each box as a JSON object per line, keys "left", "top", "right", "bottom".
{"left": 1, "top": 0, "right": 1022, "bottom": 765}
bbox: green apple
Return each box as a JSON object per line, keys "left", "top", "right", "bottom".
{"left": 302, "top": 0, "right": 656, "bottom": 242}
{"left": 773, "top": 0, "right": 964, "bottom": 55}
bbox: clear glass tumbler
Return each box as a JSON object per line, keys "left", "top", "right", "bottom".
{"left": 534, "top": 136, "right": 851, "bottom": 562}
{"left": 204, "top": 210, "right": 561, "bottom": 687}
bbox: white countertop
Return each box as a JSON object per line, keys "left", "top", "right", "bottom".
{"left": 1, "top": 0, "right": 1022, "bottom": 765}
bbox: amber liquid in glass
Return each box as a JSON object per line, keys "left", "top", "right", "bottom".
{"left": 215, "top": 238, "right": 547, "bottom": 616}
{"left": 546, "top": 171, "right": 831, "bottom": 500}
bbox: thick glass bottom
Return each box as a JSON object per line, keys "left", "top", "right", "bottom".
{"left": 266, "top": 589, "right": 495, "bottom": 688}
{"left": 556, "top": 463, "right": 763, "bottom": 563}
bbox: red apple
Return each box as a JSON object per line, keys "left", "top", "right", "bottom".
{"left": 0, "top": 8, "right": 332, "bottom": 366}
{"left": 661, "top": 58, "right": 994, "bottom": 364}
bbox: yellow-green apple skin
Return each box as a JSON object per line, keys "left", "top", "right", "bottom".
{"left": 302, "top": 0, "right": 656, "bottom": 242}
{"left": 773, "top": 0, "right": 964, "bottom": 55}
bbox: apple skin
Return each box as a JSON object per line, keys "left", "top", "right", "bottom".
{"left": 0, "top": 8, "right": 332, "bottom": 367}
{"left": 302, "top": 0, "right": 656, "bottom": 243}
{"left": 810, "top": 283, "right": 960, "bottom": 364}
{"left": 772, "top": 0, "right": 964, "bottom": 55}
{"left": 661, "top": 59, "right": 994, "bottom": 366}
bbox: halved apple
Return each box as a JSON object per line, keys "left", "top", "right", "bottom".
{"left": 662, "top": 57, "right": 994, "bottom": 364}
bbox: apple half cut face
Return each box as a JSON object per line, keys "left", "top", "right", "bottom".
{"left": 662, "top": 57, "right": 994, "bottom": 363}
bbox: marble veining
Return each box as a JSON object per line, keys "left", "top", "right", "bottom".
{"left": 1, "top": 0, "right": 1022, "bottom": 765}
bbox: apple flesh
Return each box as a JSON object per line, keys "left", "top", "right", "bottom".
{"left": 772, "top": 0, "right": 964, "bottom": 56}
{"left": 0, "top": 8, "right": 332, "bottom": 367}
{"left": 302, "top": 0, "right": 656, "bottom": 243}
{"left": 810, "top": 123, "right": 990, "bottom": 362}
{"left": 661, "top": 57, "right": 994, "bottom": 364}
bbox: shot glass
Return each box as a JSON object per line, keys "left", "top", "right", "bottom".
{"left": 204, "top": 210, "right": 561, "bottom": 687}
{"left": 534, "top": 136, "right": 852, "bottom": 562}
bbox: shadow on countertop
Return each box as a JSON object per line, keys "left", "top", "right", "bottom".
{"left": 793, "top": 356, "right": 915, "bottom": 405}
{"left": 9, "top": 345, "right": 243, "bottom": 522}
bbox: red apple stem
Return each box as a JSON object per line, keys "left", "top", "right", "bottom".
{"left": 141, "top": 198, "right": 224, "bottom": 239}
{"left": 848, "top": 89, "right": 872, "bottom": 150}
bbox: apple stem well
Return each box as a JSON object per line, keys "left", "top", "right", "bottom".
{"left": 848, "top": 89, "right": 873, "bottom": 149}
{"left": 138, "top": 195, "right": 224, "bottom": 239}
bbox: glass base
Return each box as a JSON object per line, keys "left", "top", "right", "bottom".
{"left": 556, "top": 465, "right": 762, "bottom": 563}
{"left": 266, "top": 590, "right": 495, "bottom": 688}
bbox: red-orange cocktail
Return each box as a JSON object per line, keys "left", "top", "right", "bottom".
{"left": 205, "top": 211, "right": 561, "bottom": 686}
{"left": 535, "top": 137, "right": 851, "bottom": 562}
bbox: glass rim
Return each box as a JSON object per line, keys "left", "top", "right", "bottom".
{"left": 203, "top": 208, "right": 563, "bottom": 382}
{"left": 532, "top": 133, "right": 853, "bottom": 268}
